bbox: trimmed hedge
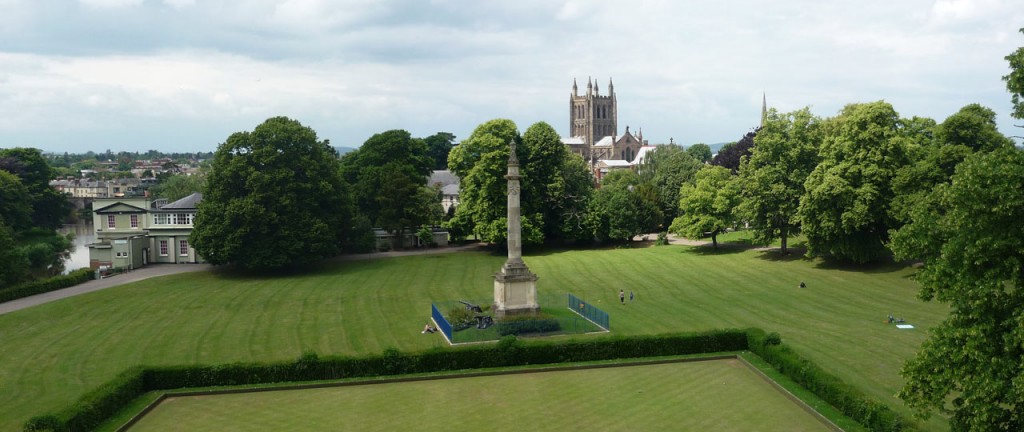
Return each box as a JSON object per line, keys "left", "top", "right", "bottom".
{"left": 22, "top": 328, "right": 909, "bottom": 432}
{"left": 0, "top": 268, "right": 94, "bottom": 304}
{"left": 24, "top": 330, "right": 747, "bottom": 431}
{"left": 746, "top": 329, "right": 906, "bottom": 432}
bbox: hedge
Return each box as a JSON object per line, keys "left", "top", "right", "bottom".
{"left": 0, "top": 268, "right": 94, "bottom": 304}
{"left": 746, "top": 329, "right": 906, "bottom": 432}
{"left": 23, "top": 328, "right": 908, "bottom": 432}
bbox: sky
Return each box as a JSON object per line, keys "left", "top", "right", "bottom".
{"left": 1, "top": 0, "right": 1022, "bottom": 154}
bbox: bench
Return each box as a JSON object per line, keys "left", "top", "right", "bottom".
{"left": 459, "top": 300, "right": 483, "bottom": 313}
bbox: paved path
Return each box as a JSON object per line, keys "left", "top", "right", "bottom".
{"left": 0, "top": 243, "right": 490, "bottom": 316}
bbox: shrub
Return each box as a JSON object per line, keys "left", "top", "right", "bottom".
{"left": 746, "top": 329, "right": 905, "bottom": 432}
{"left": 655, "top": 231, "right": 669, "bottom": 246}
{"left": 495, "top": 315, "right": 561, "bottom": 336}
{"left": 446, "top": 306, "right": 475, "bottom": 332}
{"left": 0, "top": 267, "right": 95, "bottom": 303}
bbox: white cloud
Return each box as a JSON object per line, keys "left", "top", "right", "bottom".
{"left": 163, "top": 0, "right": 195, "bottom": 9}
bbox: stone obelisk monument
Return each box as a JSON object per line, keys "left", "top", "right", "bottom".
{"left": 493, "top": 140, "right": 539, "bottom": 316}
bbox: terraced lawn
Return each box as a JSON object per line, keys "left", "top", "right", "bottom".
{"left": 0, "top": 244, "right": 948, "bottom": 431}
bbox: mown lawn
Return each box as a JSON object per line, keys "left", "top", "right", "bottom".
{"left": 128, "top": 359, "right": 831, "bottom": 432}
{"left": 0, "top": 244, "right": 948, "bottom": 431}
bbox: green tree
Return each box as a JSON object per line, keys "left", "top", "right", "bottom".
{"left": 670, "top": 165, "right": 741, "bottom": 248}
{"left": 150, "top": 174, "right": 206, "bottom": 202}
{"left": 445, "top": 119, "right": 541, "bottom": 244}
{"left": 798, "top": 101, "right": 910, "bottom": 263}
{"left": 0, "top": 170, "right": 32, "bottom": 233}
{"left": 738, "top": 108, "right": 822, "bottom": 254}
{"left": 638, "top": 144, "right": 702, "bottom": 228}
{"left": 890, "top": 147, "right": 1024, "bottom": 431}
{"left": 521, "top": 121, "right": 594, "bottom": 242}
{"left": 191, "top": 116, "right": 353, "bottom": 270}
{"left": 1004, "top": 27, "right": 1024, "bottom": 123}
{"left": 424, "top": 132, "right": 456, "bottom": 170}
{"left": 0, "top": 222, "right": 29, "bottom": 288}
{"left": 711, "top": 129, "right": 757, "bottom": 172}
{"left": 340, "top": 130, "right": 434, "bottom": 246}
{"left": 0, "top": 147, "right": 71, "bottom": 229}
{"left": 892, "top": 105, "right": 1011, "bottom": 225}
{"left": 587, "top": 170, "right": 661, "bottom": 243}
{"left": 685, "top": 143, "right": 712, "bottom": 163}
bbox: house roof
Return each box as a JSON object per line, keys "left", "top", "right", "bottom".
{"left": 428, "top": 170, "right": 459, "bottom": 187}
{"left": 561, "top": 137, "right": 585, "bottom": 145}
{"left": 158, "top": 192, "right": 203, "bottom": 210}
{"left": 593, "top": 136, "right": 614, "bottom": 147}
{"left": 598, "top": 159, "right": 632, "bottom": 168}
{"left": 631, "top": 145, "right": 657, "bottom": 165}
{"left": 94, "top": 202, "right": 148, "bottom": 213}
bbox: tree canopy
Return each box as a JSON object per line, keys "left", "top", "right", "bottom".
{"left": 637, "top": 144, "right": 701, "bottom": 229}
{"left": 711, "top": 129, "right": 757, "bottom": 172}
{"left": 341, "top": 129, "right": 436, "bottom": 241}
{"left": 739, "top": 107, "right": 821, "bottom": 254}
{"left": 587, "top": 170, "right": 661, "bottom": 243}
{"left": 1004, "top": 27, "right": 1024, "bottom": 122}
{"left": 191, "top": 117, "right": 353, "bottom": 270}
{"left": 798, "top": 101, "right": 910, "bottom": 263}
{"left": 685, "top": 143, "right": 712, "bottom": 163}
{"left": 670, "top": 165, "right": 740, "bottom": 248}
{"left": 891, "top": 147, "right": 1024, "bottom": 431}
{"left": 424, "top": 132, "right": 456, "bottom": 170}
{"left": 150, "top": 174, "right": 206, "bottom": 202}
{"left": 0, "top": 148, "right": 70, "bottom": 229}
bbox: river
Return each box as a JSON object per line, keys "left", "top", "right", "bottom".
{"left": 58, "top": 222, "right": 95, "bottom": 273}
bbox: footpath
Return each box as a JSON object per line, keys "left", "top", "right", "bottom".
{"left": 0, "top": 243, "right": 489, "bottom": 316}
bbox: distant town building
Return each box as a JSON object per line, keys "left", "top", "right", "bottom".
{"left": 562, "top": 77, "right": 649, "bottom": 175}
{"left": 428, "top": 170, "right": 460, "bottom": 214}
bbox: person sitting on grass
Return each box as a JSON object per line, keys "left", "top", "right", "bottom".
{"left": 422, "top": 323, "right": 436, "bottom": 334}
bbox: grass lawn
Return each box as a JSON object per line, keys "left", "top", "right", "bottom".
{"left": 127, "top": 359, "right": 832, "bottom": 432}
{"left": 0, "top": 245, "right": 949, "bottom": 431}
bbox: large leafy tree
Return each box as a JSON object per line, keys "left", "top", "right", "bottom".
{"left": 711, "top": 129, "right": 757, "bottom": 172}
{"left": 0, "top": 223, "right": 29, "bottom": 288}
{"left": 670, "top": 165, "right": 741, "bottom": 248}
{"left": 685, "top": 143, "right": 712, "bottom": 163}
{"left": 446, "top": 119, "right": 590, "bottom": 245}
{"left": 191, "top": 117, "right": 353, "bottom": 270}
{"left": 0, "top": 147, "right": 70, "bottom": 229}
{"left": 638, "top": 144, "right": 702, "bottom": 228}
{"left": 891, "top": 147, "right": 1024, "bottom": 431}
{"left": 891, "top": 104, "right": 1012, "bottom": 225}
{"left": 798, "top": 101, "right": 910, "bottom": 263}
{"left": 521, "top": 121, "right": 594, "bottom": 242}
{"left": 340, "top": 130, "right": 436, "bottom": 243}
{"left": 738, "top": 108, "right": 822, "bottom": 253}
{"left": 587, "top": 170, "right": 661, "bottom": 243}
{"left": 424, "top": 132, "right": 456, "bottom": 170}
{"left": 150, "top": 174, "right": 206, "bottom": 202}
{"left": 0, "top": 170, "right": 32, "bottom": 233}
{"left": 1005, "top": 27, "right": 1024, "bottom": 124}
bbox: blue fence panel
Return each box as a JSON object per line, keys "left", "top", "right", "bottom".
{"left": 432, "top": 303, "right": 453, "bottom": 341}
{"left": 567, "top": 293, "right": 609, "bottom": 330}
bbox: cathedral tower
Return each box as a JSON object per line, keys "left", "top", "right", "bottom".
{"left": 569, "top": 77, "right": 617, "bottom": 160}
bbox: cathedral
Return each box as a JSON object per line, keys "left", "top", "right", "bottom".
{"left": 563, "top": 77, "right": 647, "bottom": 165}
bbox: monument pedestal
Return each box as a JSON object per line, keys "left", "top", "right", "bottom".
{"left": 493, "top": 258, "right": 539, "bottom": 317}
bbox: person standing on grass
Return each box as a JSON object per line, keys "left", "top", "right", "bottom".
{"left": 620, "top": 289, "right": 625, "bottom": 304}
{"left": 630, "top": 290, "right": 634, "bottom": 302}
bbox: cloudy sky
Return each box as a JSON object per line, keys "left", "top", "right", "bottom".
{"left": 1, "top": 0, "right": 1022, "bottom": 154}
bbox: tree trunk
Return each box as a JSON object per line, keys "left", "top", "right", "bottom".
{"left": 780, "top": 225, "right": 789, "bottom": 254}
{"left": 711, "top": 229, "right": 719, "bottom": 249}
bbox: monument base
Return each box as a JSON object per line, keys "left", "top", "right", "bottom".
{"left": 493, "top": 258, "right": 539, "bottom": 317}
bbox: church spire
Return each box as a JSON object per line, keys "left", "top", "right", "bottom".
{"left": 761, "top": 92, "right": 767, "bottom": 128}
{"left": 573, "top": 78, "right": 578, "bottom": 96}
{"left": 608, "top": 77, "right": 614, "bottom": 95}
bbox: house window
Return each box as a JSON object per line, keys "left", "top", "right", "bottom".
{"left": 173, "top": 213, "right": 192, "bottom": 225}
{"left": 107, "top": 215, "right": 115, "bottom": 229}
{"left": 159, "top": 240, "right": 168, "bottom": 256}
{"left": 179, "top": 240, "right": 189, "bottom": 256}
{"left": 154, "top": 213, "right": 169, "bottom": 225}
{"left": 130, "top": 214, "right": 138, "bottom": 228}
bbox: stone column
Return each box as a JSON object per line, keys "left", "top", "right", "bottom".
{"left": 493, "top": 140, "right": 538, "bottom": 316}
